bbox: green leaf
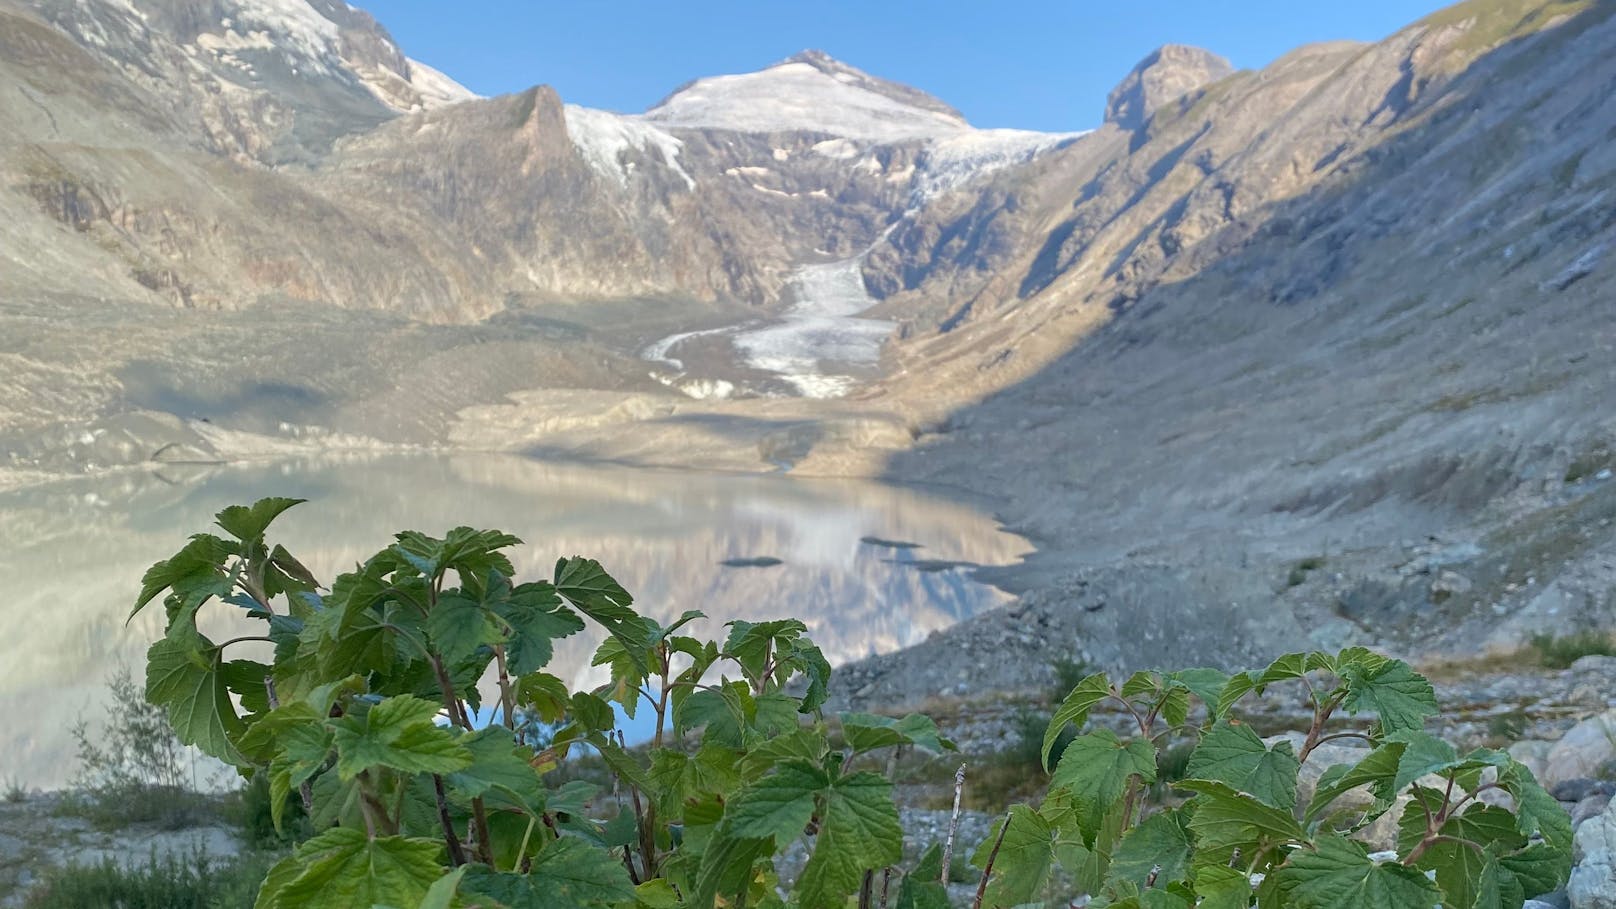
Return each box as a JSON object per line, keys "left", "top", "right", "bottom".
{"left": 1399, "top": 802, "right": 1524, "bottom": 909}
{"left": 1186, "top": 720, "right": 1300, "bottom": 809}
{"left": 1273, "top": 834, "right": 1439, "bottom": 909}
{"left": 648, "top": 743, "right": 741, "bottom": 816}
{"left": 1340, "top": 659, "right": 1437, "bottom": 736}
{"left": 1193, "top": 864, "right": 1256, "bottom": 909}
{"left": 1050, "top": 729, "right": 1157, "bottom": 832}
{"left": 1469, "top": 853, "right": 1526, "bottom": 909}
{"left": 795, "top": 772, "right": 903, "bottom": 909}
{"left": 517, "top": 672, "right": 571, "bottom": 723}
{"left": 330, "top": 695, "right": 471, "bottom": 779}
{"left": 971, "top": 805, "right": 1054, "bottom": 908}
{"left": 1166, "top": 668, "right": 1231, "bottom": 714}
{"left": 497, "top": 582, "right": 584, "bottom": 675}
{"left": 555, "top": 557, "right": 651, "bottom": 674}
{"left": 132, "top": 533, "right": 237, "bottom": 621}
{"left": 265, "top": 712, "right": 334, "bottom": 833}
{"left": 145, "top": 635, "right": 246, "bottom": 764}
{"left": 1107, "top": 807, "right": 1192, "bottom": 890}
{"left": 742, "top": 725, "right": 829, "bottom": 775}
{"left": 261, "top": 828, "right": 443, "bottom": 909}
{"left": 1385, "top": 729, "right": 1461, "bottom": 794}
{"left": 394, "top": 527, "right": 521, "bottom": 580}
{"left": 417, "top": 866, "right": 466, "bottom": 909}
{"left": 424, "top": 595, "right": 503, "bottom": 665}
{"left": 444, "top": 727, "right": 544, "bottom": 814}
{"left": 1178, "top": 779, "right": 1303, "bottom": 871}
{"left": 1499, "top": 842, "right": 1571, "bottom": 898}
{"left": 1044, "top": 671, "right": 1111, "bottom": 769}
{"left": 895, "top": 844, "right": 950, "bottom": 909}
{"left": 216, "top": 497, "right": 306, "bottom": 541}
{"left": 673, "top": 682, "right": 752, "bottom": 747}
{"left": 725, "top": 761, "right": 827, "bottom": 842}
{"left": 461, "top": 837, "right": 635, "bottom": 908}
{"left": 1304, "top": 743, "right": 1403, "bottom": 826}
{"left": 841, "top": 712, "right": 948, "bottom": 755}
{"left": 1499, "top": 760, "right": 1572, "bottom": 854}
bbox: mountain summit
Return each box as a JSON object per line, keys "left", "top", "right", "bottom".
{"left": 1103, "top": 44, "right": 1233, "bottom": 130}
{"left": 643, "top": 50, "right": 971, "bottom": 139}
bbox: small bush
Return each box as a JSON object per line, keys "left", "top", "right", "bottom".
{"left": 232, "top": 774, "right": 306, "bottom": 848}
{"left": 1486, "top": 711, "right": 1528, "bottom": 743}
{"left": 24, "top": 848, "right": 276, "bottom": 909}
{"left": 63, "top": 667, "right": 211, "bottom": 829}
{"left": 1049, "top": 656, "right": 1094, "bottom": 699}
{"left": 1530, "top": 630, "right": 1616, "bottom": 668}
{"left": 1008, "top": 708, "right": 1073, "bottom": 769}
{"left": 3, "top": 777, "right": 25, "bottom": 803}
{"left": 1287, "top": 555, "right": 1327, "bottom": 588}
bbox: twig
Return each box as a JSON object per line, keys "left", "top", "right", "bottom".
{"left": 972, "top": 809, "right": 1013, "bottom": 909}
{"left": 433, "top": 774, "right": 469, "bottom": 867}
{"left": 859, "top": 870, "right": 875, "bottom": 909}
{"left": 879, "top": 867, "right": 893, "bottom": 909}
{"left": 941, "top": 763, "right": 967, "bottom": 882}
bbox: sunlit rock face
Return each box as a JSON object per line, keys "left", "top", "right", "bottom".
{"left": 0, "top": 453, "right": 1027, "bottom": 787}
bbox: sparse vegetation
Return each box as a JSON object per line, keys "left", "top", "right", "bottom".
{"left": 59, "top": 666, "right": 213, "bottom": 830}
{"left": 23, "top": 848, "right": 276, "bottom": 909}
{"left": 1530, "top": 630, "right": 1616, "bottom": 668}
{"left": 3, "top": 777, "right": 25, "bottom": 804}
{"left": 1564, "top": 444, "right": 1612, "bottom": 483}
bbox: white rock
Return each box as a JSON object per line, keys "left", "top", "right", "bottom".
{"left": 1571, "top": 800, "right": 1616, "bottom": 908}
{"left": 1548, "top": 711, "right": 1616, "bottom": 787}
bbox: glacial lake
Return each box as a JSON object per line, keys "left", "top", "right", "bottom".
{"left": 0, "top": 453, "right": 1027, "bottom": 788}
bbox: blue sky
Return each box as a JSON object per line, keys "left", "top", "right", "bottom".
{"left": 361, "top": 1, "right": 1449, "bottom": 132}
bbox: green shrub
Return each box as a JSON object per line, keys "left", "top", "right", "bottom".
{"left": 3, "top": 777, "right": 25, "bottom": 803}
{"left": 1050, "top": 656, "right": 1094, "bottom": 698}
{"left": 128, "top": 498, "right": 1573, "bottom": 909}
{"left": 1530, "top": 630, "right": 1616, "bottom": 668}
{"left": 24, "top": 848, "right": 276, "bottom": 909}
{"left": 1287, "top": 555, "right": 1327, "bottom": 588}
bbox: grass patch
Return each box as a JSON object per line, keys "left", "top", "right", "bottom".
{"left": 1530, "top": 631, "right": 1616, "bottom": 668}
{"left": 23, "top": 848, "right": 277, "bottom": 909}
{"left": 1287, "top": 556, "right": 1327, "bottom": 588}
{"left": 1564, "top": 445, "right": 1612, "bottom": 483}
{"left": 4, "top": 777, "right": 25, "bottom": 803}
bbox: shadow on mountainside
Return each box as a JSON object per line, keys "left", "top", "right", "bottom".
{"left": 872, "top": 3, "right": 1616, "bottom": 674}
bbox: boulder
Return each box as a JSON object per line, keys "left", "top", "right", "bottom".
{"left": 1514, "top": 740, "right": 1558, "bottom": 781}
{"left": 1571, "top": 800, "right": 1616, "bottom": 909}
{"left": 1548, "top": 711, "right": 1616, "bottom": 788}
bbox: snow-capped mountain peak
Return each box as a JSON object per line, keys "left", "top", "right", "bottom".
{"left": 642, "top": 50, "right": 970, "bottom": 141}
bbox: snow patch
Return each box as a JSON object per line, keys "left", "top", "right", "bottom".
{"left": 810, "top": 138, "right": 860, "bottom": 159}
{"left": 914, "top": 128, "right": 1088, "bottom": 203}
{"left": 565, "top": 106, "right": 694, "bottom": 189}
{"left": 405, "top": 59, "right": 478, "bottom": 107}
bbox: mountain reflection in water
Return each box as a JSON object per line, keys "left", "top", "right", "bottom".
{"left": 0, "top": 453, "right": 1027, "bottom": 787}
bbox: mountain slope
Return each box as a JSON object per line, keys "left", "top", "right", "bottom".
{"left": 854, "top": 0, "right": 1616, "bottom": 670}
